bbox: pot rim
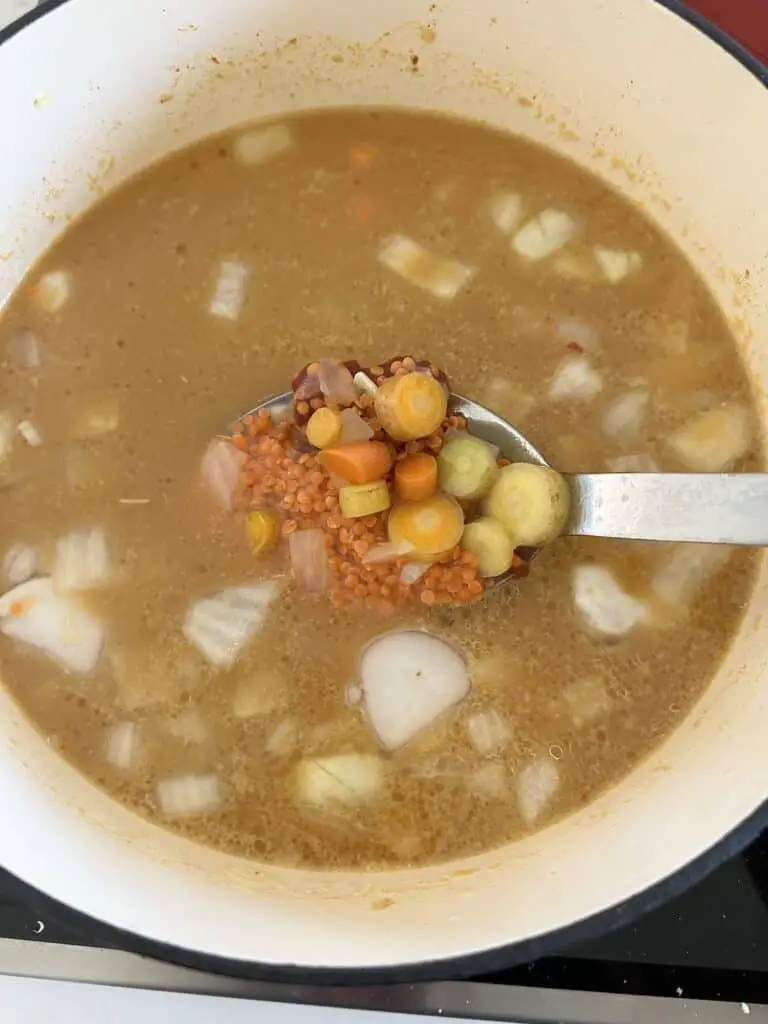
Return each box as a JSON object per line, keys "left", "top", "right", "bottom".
{"left": 0, "top": 0, "right": 767, "bottom": 987}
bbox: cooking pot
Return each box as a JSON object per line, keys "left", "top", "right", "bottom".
{"left": 1, "top": 0, "right": 767, "bottom": 984}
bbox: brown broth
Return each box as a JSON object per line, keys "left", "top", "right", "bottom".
{"left": 0, "top": 108, "right": 760, "bottom": 869}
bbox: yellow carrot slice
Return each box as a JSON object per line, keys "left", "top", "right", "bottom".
{"left": 339, "top": 480, "right": 391, "bottom": 518}
{"left": 306, "top": 407, "right": 342, "bottom": 449}
{"left": 246, "top": 509, "right": 279, "bottom": 554}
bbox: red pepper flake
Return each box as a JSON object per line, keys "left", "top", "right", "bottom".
{"left": 566, "top": 341, "right": 584, "bottom": 353}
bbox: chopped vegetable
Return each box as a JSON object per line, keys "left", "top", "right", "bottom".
{"left": 8, "top": 328, "right": 41, "bottom": 369}
{"left": 467, "top": 709, "right": 511, "bottom": 755}
{"left": 395, "top": 452, "right": 438, "bottom": 502}
{"left": 601, "top": 389, "right": 649, "bottom": 442}
{"left": 388, "top": 493, "right": 464, "bottom": 559}
{"left": 606, "top": 453, "right": 659, "bottom": 473}
{"left": 321, "top": 442, "right": 392, "bottom": 484}
{"left": 0, "top": 411, "right": 13, "bottom": 465}
{"left": 484, "top": 463, "right": 570, "bottom": 546}
{"left": 317, "top": 360, "right": 358, "bottom": 406}
{"left": 461, "top": 517, "right": 515, "bottom": 577}
{"left": 512, "top": 209, "right": 577, "bottom": 261}
{"left": 564, "top": 677, "right": 612, "bottom": 728}
{"left": 338, "top": 408, "right": 374, "bottom": 445}
{"left": 0, "top": 576, "right": 104, "bottom": 674}
{"left": 52, "top": 526, "right": 110, "bottom": 593}
{"left": 3, "top": 544, "right": 38, "bottom": 585}
{"left": 246, "top": 509, "right": 279, "bottom": 554}
{"left": 232, "top": 123, "right": 292, "bottom": 166}
{"left": 360, "top": 631, "right": 471, "bottom": 750}
{"left": 378, "top": 234, "right": 475, "bottom": 300}
{"left": 518, "top": 758, "right": 560, "bottom": 824}
{"left": 554, "top": 318, "right": 599, "bottom": 352}
{"left": 209, "top": 260, "right": 250, "bottom": 321}
{"left": 70, "top": 397, "right": 120, "bottom": 440}
{"left": 572, "top": 564, "right": 648, "bottom": 639}
{"left": 157, "top": 773, "right": 221, "bottom": 816}
{"left": 374, "top": 371, "right": 447, "bottom": 441}
{"left": 489, "top": 192, "right": 523, "bottom": 235}
{"left": 650, "top": 543, "right": 731, "bottom": 614}
{"left": 471, "top": 762, "right": 508, "bottom": 799}
{"left": 163, "top": 710, "right": 208, "bottom": 745}
{"left": 106, "top": 721, "right": 138, "bottom": 771}
{"left": 353, "top": 370, "right": 378, "bottom": 397}
{"left": 183, "top": 581, "right": 280, "bottom": 669}
{"left": 553, "top": 250, "right": 602, "bottom": 284}
{"left": 200, "top": 438, "right": 246, "bottom": 511}
{"left": 399, "top": 561, "right": 430, "bottom": 586}
{"left": 295, "top": 754, "right": 383, "bottom": 806}
{"left": 34, "top": 270, "right": 70, "bottom": 313}
{"left": 548, "top": 355, "right": 603, "bottom": 401}
{"left": 594, "top": 246, "right": 642, "bottom": 284}
{"left": 438, "top": 434, "right": 499, "bottom": 500}
{"left": 288, "top": 528, "right": 330, "bottom": 591}
{"left": 233, "top": 668, "right": 284, "bottom": 718}
{"left": 266, "top": 717, "right": 299, "bottom": 757}
{"left": 339, "top": 479, "right": 391, "bottom": 519}
{"left": 667, "top": 402, "right": 751, "bottom": 471}
{"left": 482, "top": 378, "right": 535, "bottom": 424}
{"left": 306, "top": 406, "right": 342, "bottom": 449}
{"left": 17, "top": 420, "right": 42, "bottom": 447}
{"left": 362, "top": 540, "right": 414, "bottom": 565}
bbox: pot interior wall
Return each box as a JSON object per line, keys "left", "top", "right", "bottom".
{"left": 0, "top": 0, "right": 766, "bottom": 969}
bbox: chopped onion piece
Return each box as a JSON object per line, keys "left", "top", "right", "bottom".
{"left": 318, "top": 360, "right": 358, "bottom": 407}
{"left": 233, "top": 667, "right": 284, "bottom": 718}
{"left": 17, "top": 420, "right": 42, "bottom": 447}
{"left": 266, "top": 717, "right": 299, "bottom": 757}
{"left": 548, "top": 356, "right": 603, "bottom": 402}
{"left": 106, "top": 721, "right": 138, "bottom": 771}
{"left": 512, "top": 209, "right": 577, "bottom": 261}
{"left": 288, "top": 529, "right": 329, "bottom": 593}
{"left": 606, "top": 453, "right": 659, "bottom": 473}
{"left": 489, "top": 192, "right": 523, "bottom": 235}
{"left": 295, "top": 754, "right": 383, "bottom": 807}
{"left": 8, "top": 328, "right": 41, "bottom": 369}
{"left": 3, "top": 544, "right": 38, "bottom": 585}
{"left": 338, "top": 407, "right": 374, "bottom": 444}
{"left": 554, "top": 318, "right": 599, "bottom": 352}
{"left": 481, "top": 379, "right": 534, "bottom": 425}
{"left": 564, "top": 677, "right": 612, "bottom": 727}
{"left": 594, "top": 246, "right": 642, "bottom": 284}
{"left": 52, "top": 526, "right": 110, "bottom": 593}
{"left": 466, "top": 709, "right": 511, "bottom": 756}
{"left": 163, "top": 710, "right": 208, "bottom": 745}
{"left": 70, "top": 398, "right": 120, "bottom": 440}
{"left": 0, "top": 411, "right": 13, "bottom": 464}
{"left": 651, "top": 543, "right": 732, "bottom": 612}
{"left": 232, "top": 124, "right": 293, "bottom": 166}
{"left": 157, "top": 773, "right": 221, "bottom": 816}
{"left": 200, "top": 438, "right": 246, "bottom": 511}
{"left": 0, "top": 576, "right": 104, "bottom": 674}
{"left": 362, "top": 541, "right": 414, "bottom": 566}
{"left": 183, "top": 581, "right": 280, "bottom": 670}
{"left": 601, "top": 389, "right": 649, "bottom": 442}
{"left": 360, "top": 631, "right": 471, "bottom": 750}
{"left": 518, "top": 758, "right": 560, "bottom": 824}
{"left": 667, "top": 403, "right": 751, "bottom": 472}
{"left": 399, "top": 561, "right": 430, "bottom": 586}
{"left": 209, "top": 260, "right": 250, "bottom": 321}
{"left": 345, "top": 682, "right": 362, "bottom": 706}
{"left": 378, "top": 234, "right": 475, "bottom": 300}
{"left": 471, "top": 762, "right": 508, "bottom": 800}
{"left": 34, "top": 270, "right": 70, "bottom": 313}
{"left": 572, "top": 564, "right": 648, "bottom": 639}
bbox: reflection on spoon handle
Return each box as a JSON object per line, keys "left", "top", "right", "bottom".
{"left": 567, "top": 473, "right": 768, "bottom": 546}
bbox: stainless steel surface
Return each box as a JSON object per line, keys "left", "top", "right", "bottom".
{"left": 0, "top": 939, "right": 763, "bottom": 1023}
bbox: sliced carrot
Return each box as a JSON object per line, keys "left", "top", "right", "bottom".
{"left": 374, "top": 372, "right": 447, "bottom": 441}
{"left": 394, "top": 453, "right": 438, "bottom": 502}
{"left": 321, "top": 441, "right": 392, "bottom": 484}
{"left": 388, "top": 494, "right": 464, "bottom": 560}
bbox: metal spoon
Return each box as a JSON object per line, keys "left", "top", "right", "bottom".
{"left": 244, "top": 390, "right": 768, "bottom": 547}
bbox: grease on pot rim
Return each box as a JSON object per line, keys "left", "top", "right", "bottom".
{"left": 0, "top": 107, "right": 760, "bottom": 871}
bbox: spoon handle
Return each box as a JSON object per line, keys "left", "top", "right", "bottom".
{"left": 566, "top": 473, "right": 768, "bottom": 546}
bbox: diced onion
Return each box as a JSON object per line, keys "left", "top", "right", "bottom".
{"left": 554, "top": 318, "right": 599, "bottom": 352}
{"left": 360, "top": 631, "right": 471, "bottom": 750}
{"left": 106, "top": 721, "right": 138, "bottom": 771}
{"left": 17, "top": 420, "right": 42, "bottom": 447}
{"left": 518, "top": 758, "right": 560, "bottom": 824}
{"left": 3, "top": 544, "right": 38, "bottom": 585}
{"left": 489, "top": 192, "right": 523, "bottom": 235}
{"left": 52, "top": 526, "right": 111, "bottom": 593}
{"left": 338, "top": 407, "right": 374, "bottom": 444}
{"left": 601, "top": 389, "right": 649, "bottom": 442}
{"left": 209, "top": 260, "right": 250, "bottom": 321}
{"left": 183, "top": 581, "right": 280, "bottom": 670}
{"left": 266, "top": 717, "right": 299, "bottom": 757}
{"left": 564, "top": 677, "right": 612, "bottom": 728}
{"left": 232, "top": 124, "right": 293, "bottom": 166}
{"left": 378, "top": 234, "right": 475, "bottom": 300}
{"left": 8, "top": 328, "right": 41, "bottom": 369}
{"left": 0, "top": 576, "right": 104, "bottom": 674}
{"left": 70, "top": 398, "right": 120, "bottom": 440}
{"left": 481, "top": 379, "right": 535, "bottom": 425}
{"left": 288, "top": 529, "right": 329, "bottom": 593}
{"left": 466, "top": 709, "right": 510, "bottom": 756}
{"left": 362, "top": 541, "right": 414, "bottom": 566}
{"left": 0, "top": 411, "right": 13, "bottom": 464}
{"left": 512, "top": 209, "right": 577, "bottom": 261}
{"left": 163, "top": 710, "right": 208, "bottom": 745}
{"left": 295, "top": 754, "right": 383, "bottom": 807}
{"left": 157, "top": 773, "right": 221, "bottom": 816}
{"left": 548, "top": 356, "right": 603, "bottom": 402}
{"left": 594, "top": 246, "right": 642, "bottom": 284}
{"left": 471, "top": 762, "right": 508, "bottom": 800}
{"left": 399, "top": 561, "right": 430, "bottom": 585}
{"left": 200, "top": 438, "right": 246, "bottom": 511}
{"left": 650, "top": 543, "right": 731, "bottom": 613}
{"left": 318, "top": 361, "right": 358, "bottom": 407}
{"left": 232, "top": 667, "right": 284, "bottom": 718}
{"left": 667, "top": 403, "right": 751, "bottom": 472}
{"left": 572, "top": 564, "right": 648, "bottom": 639}
{"left": 606, "top": 453, "right": 659, "bottom": 473}
{"left": 34, "top": 270, "right": 70, "bottom": 313}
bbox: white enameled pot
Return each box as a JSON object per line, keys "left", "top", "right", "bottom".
{"left": 0, "top": 0, "right": 767, "bottom": 983}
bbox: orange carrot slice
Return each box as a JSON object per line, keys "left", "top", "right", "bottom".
{"left": 321, "top": 442, "right": 393, "bottom": 484}
{"left": 388, "top": 494, "right": 464, "bottom": 560}
{"left": 374, "top": 372, "right": 447, "bottom": 441}
{"left": 394, "top": 453, "right": 438, "bottom": 502}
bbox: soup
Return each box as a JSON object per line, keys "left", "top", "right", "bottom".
{"left": 0, "top": 109, "right": 760, "bottom": 870}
